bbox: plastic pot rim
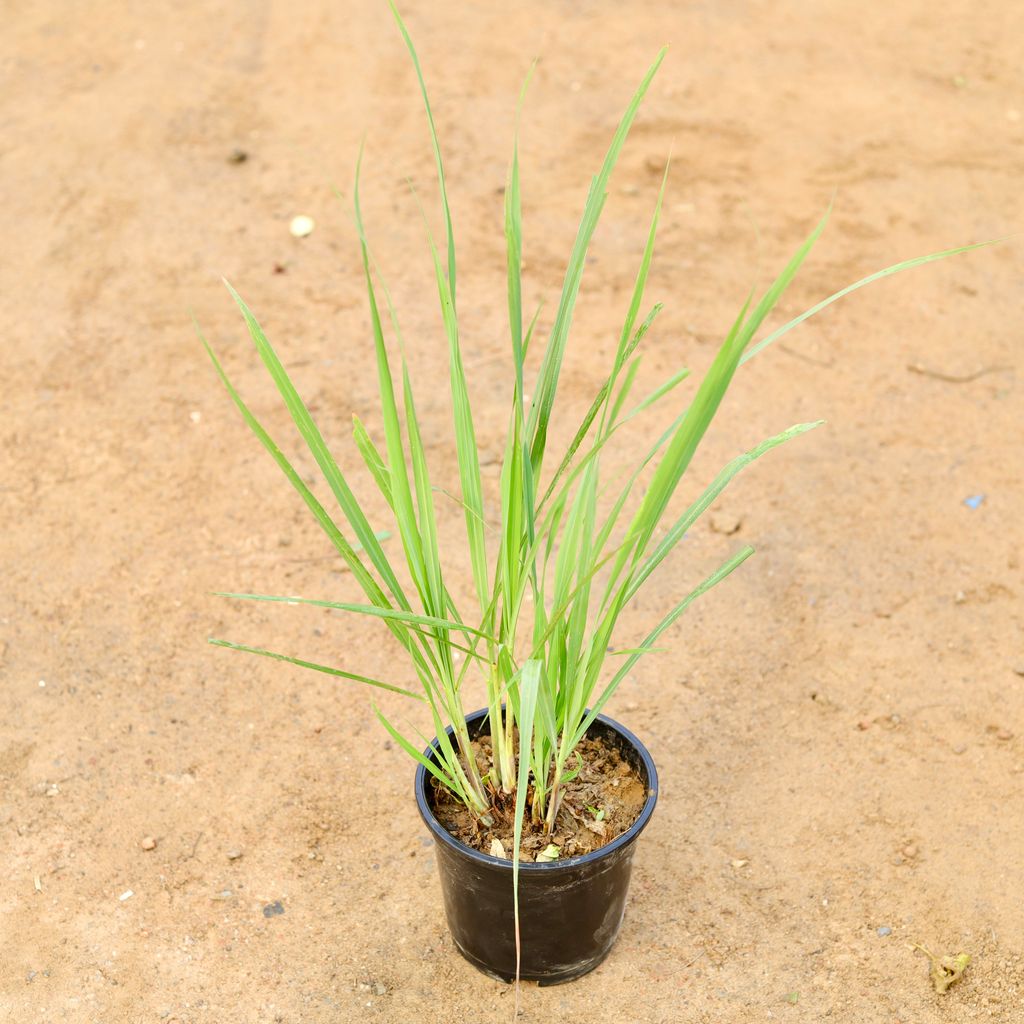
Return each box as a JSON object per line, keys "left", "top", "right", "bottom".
{"left": 414, "top": 706, "right": 659, "bottom": 874}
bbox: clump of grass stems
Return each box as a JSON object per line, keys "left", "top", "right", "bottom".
{"left": 202, "top": 3, "right": 990, "bottom": 973}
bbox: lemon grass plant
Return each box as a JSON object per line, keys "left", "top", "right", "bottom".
{"left": 204, "top": 7, "right": 985, "bottom": 860}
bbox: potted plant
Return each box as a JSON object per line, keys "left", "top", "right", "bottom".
{"left": 201, "top": 3, "right": 985, "bottom": 991}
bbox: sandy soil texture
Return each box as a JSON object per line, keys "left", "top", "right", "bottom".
{"left": 2, "top": 1, "right": 1022, "bottom": 1021}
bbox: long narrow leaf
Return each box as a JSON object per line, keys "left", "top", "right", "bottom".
{"left": 627, "top": 207, "right": 829, "bottom": 565}
{"left": 387, "top": 0, "right": 457, "bottom": 303}
{"left": 213, "top": 591, "right": 492, "bottom": 638}
{"left": 353, "top": 154, "right": 430, "bottom": 603}
{"left": 527, "top": 50, "right": 666, "bottom": 476}
{"left": 741, "top": 239, "right": 1001, "bottom": 364}
{"left": 373, "top": 703, "right": 466, "bottom": 794}
{"left": 416, "top": 198, "right": 490, "bottom": 608}
{"left": 223, "top": 282, "right": 415, "bottom": 614}
{"left": 626, "top": 421, "right": 823, "bottom": 601}
{"left": 573, "top": 545, "right": 756, "bottom": 746}
{"left": 209, "top": 638, "right": 423, "bottom": 700}
{"left": 352, "top": 415, "right": 393, "bottom": 505}
{"left": 512, "top": 660, "right": 542, "bottom": 1002}
{"left": 198, "top": 327, "right": 436, "bottom": 680}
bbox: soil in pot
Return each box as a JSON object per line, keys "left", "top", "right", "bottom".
{"left": 429, "top": 730, "right": 647, "bottom": 861}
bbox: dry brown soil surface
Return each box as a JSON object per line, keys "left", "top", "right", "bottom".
{"left": 2, "top": 2, "right": 1023, "bottom": 1022}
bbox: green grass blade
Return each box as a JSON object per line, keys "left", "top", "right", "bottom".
{"left": 592, "top": 411, "right": 683, "bottom": 555}
{"left": 208, "top": 638, "right": 424, "bottom": 700}
{"left": 198, "top": 328, "right": 428, "bottom": 661}
{"left": 496, "top": 401, "right": 527, "bottom": 639}
{"left": 387, "top": 0, "right": 457, "bottom": 304}
{"left": 354, "top": 169, "right": 450, "bottom": 621}
{"left": 352, "top": 414, "right": 393, "bottom": 506}
{"left": 549, "top": 410, "right": 683, "bottom": 631}
{"left": 353, "top": 153, "right": 430, "bottom": 602}
{"left": 201, "top": 330, "right": 450, "bottom": 693}
{"left": 573, "top": 545, "right": 755, "bottom": 746}
{"left": 527, "top": 49, "right": 666, "bottom": 477}
{"left": 607, "top": 646, "right": 666, "bottom": 656}
{"left": 512, "top": 659, "right": 542, "bottom": 996}
{"left": 626, "top": 207, "right": 829, "bottom": 564}
{"left": 625, "top": 366, "right": 691, "bottom": 418}
{"left": 506, "top": 63, "right": 534, "bottom": 390}
{"left": 222, "top": 282, "right": 414, "bottom": 613}
{"left": 522, "top": 301, "right": 543, "bottom": 360}
{"left": 741, "top": 239, "right": 1002, "bottom": 365}
{"left": 537, "top": 302, "right": 663, "bottom": 512}
{"left": 625, "top": 420, "right": 823, "bottom": 601}
{"left": 607, "top": 302, "right": 662, "bottom": 422}
{"left": 596, "top": 161, "right": 670, "bottom": 439}
{"left": 415, "top": 198, "right": 490, "bottom": 609}
{"left": 402, "top": 364, "right": 446, "bottom": 613}
{"left": 606, "top": 357, "right": 643, "bottom": 426}
{"left": 372, "top": 703, "right": 466, "bottom": 795}
{"left": 212, "top": 592, "right": 492, "bottom": 638}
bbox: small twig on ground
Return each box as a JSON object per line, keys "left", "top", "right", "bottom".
{"left": 907, "top": 363, "right": 1009, "bottom": 383}
{"left": 184, "top": 831, "right": 204, "bottom": 861}
{"left": 778, "top": 343, "right": 836, "bottom": 368}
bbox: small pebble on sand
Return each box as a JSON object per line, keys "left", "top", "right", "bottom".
{"left": 877, "top": 926, "right": 892, "bottom": 937}
{"left": 710, "top": 511, "right": 742, "bottom": 535}
{"left": 289, "top": 215, "right": 315, "bottom": 238}
{"left": 141, "top": 836, "right": 157, "bottom": 851}
{"left": 226, "top": 849, "right": 243, "bottom": 861}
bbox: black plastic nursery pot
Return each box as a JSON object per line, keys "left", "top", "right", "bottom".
{"left": 414, "top": 708, "right": 659, "bottom": 985}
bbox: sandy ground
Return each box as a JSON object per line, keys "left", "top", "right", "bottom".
{"left": 2, "top": 1, "right": 1023, "bottom": 1021}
